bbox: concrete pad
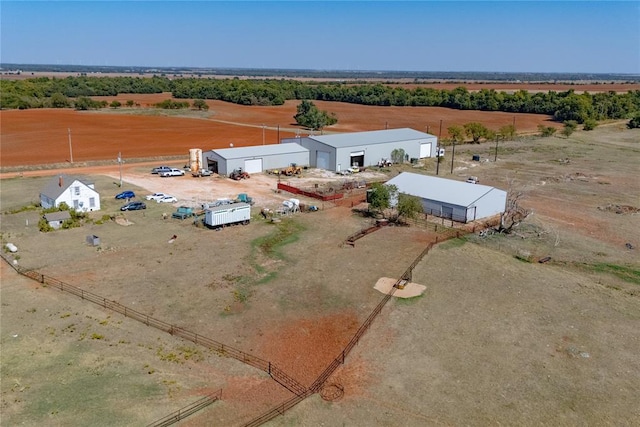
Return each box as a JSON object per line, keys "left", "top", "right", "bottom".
{"left": 374, "top": 277, "right": 426, "bottom": 298}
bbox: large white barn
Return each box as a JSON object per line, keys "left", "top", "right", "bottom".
{"left": 203, "top": 144, "right": 309, "bottom": 175}
{"left": 386, "top": 172, "right": 507, "bottom": 223}
{"left": 282, "top": 128, "right": 438, "bottom": 172}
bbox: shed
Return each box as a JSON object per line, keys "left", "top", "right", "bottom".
{"left": 282, "top": 128, "right": 438, "bottom": 172}
{"left": 203, "top": 144, "right": 309, "bottom": 176}
{"left": 386, "top": 172, "right": 507, "bottom": 223}
{"left": 44, "top": 211, "right": 71, "bottom": 229}
{"left": 40, "top": 174, "right": 101, "bottom": 212}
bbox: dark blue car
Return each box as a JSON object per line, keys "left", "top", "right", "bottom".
{"left": 115, "top": 190, "right": 135, "bottom": 199}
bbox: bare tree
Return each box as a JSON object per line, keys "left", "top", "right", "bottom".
{"left": 497, "top": 180, "right": 532, "bottom": 233}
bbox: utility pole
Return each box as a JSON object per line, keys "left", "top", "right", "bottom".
{"left": 450, "top": 141, "right": 456, "bottom": 174}
{"left": 117, "top": 152, "right": 123, "bottom": 187}
{"left": 262, "top": 124, "right": 266, "bottom": 145}
{"left": 68, "top": 128, "right": 74, "bottom": 163}
{"left": 277, "top": 124, "right": 280, "bottom": 143}
{"left": 494, "top": 135, "right": 499, "bottom": 162}
{"left": 436, "top": 119, "right": 443, "bottom": 175}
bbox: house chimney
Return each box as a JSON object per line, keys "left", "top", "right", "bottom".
{"left": 59, "top": 176, "right": 63, "bottom": 187}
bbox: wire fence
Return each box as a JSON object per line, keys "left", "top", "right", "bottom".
{"left": 0, "top": 252, "right": 308, "bottom": 398}
{"left": 147, "top": 390, "right": 222, "bottom": 427}
{"left": 2, "top": 225, "right": 465, "bottom": 427}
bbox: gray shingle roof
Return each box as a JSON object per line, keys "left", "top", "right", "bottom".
{"left": 44, "top": 211, "right": 71, "bottom": 222}
{"left": 386, "top": 172, "right": 505, "bottom": 207}
{"left": 310, "top": 128, "right": 436, "bottom": 149}
{"left": 40, "top": 174, "right": 95, "bottom": 199}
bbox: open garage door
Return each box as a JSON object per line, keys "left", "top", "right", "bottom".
{"left": 420, "top": 143, "right": 432, "bottom": 158}
{"left": 350, "top": 150, "right": 365, "bottom": 167}
{"left": 244, "top": 158, "right": 263, "bottom": 174}
{"left": 317, "top": 151, "right": 330, "bottom": 170}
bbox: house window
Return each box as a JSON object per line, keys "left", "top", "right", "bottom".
{"left": 89, "top": 197, "right": 95, "bottom": 208}
{"left": 73, "top": 200, "right": 79, "bottom": 209}
{"left": 74, "top": 186, "right": 81, "bottom": 195}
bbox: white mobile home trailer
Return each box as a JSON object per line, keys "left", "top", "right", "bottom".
{"left": 204, "top": 203, "right": 251, "bottom": 228}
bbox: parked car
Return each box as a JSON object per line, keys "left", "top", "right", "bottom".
{"left": 160, "top": 168, "right": 185, "bottom": 177}
{"left": 172, "top": 206, "right": 196, "bottom": 219}
{"left": 120, "top": 201, "right": 146, "bottom": 211}
{"left": 151, "top": 166, "right": 172, "bottom": 174}
{"left": 145, "top": 192, "right": 167, "bottom": 201}
{"left": 157, "top": 195, "right": 178, "bottom": 203}
{"left": 115, "top": 190, "right": 135, "bottom": 199}
{"left": 466, "top": 176, "right": 479, "bottom": 184}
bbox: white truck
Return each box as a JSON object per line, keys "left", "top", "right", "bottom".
{"left": 204, "top": 203, "right": 251, "bottom": 228}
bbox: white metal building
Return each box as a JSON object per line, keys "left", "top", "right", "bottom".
{"left": 386, "top": 172, "right": 507, "bottom": 223}
{"left": 203, "top": 144, "right": 310, "bottom": 176}
{"left": 282, "top": 128, "right": 438, "bottom": 172}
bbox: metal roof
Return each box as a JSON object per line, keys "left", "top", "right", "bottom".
{"left": 310, "top": 128, "right": 436, "bottom": 149}
{"left": 44, "top": 211, "right": 71, "bottom": 222}
{"left": 386, "top": 172, "right": 506, "bottom": 207}
{"left": 210, "top": 143, "right": 308, "bottom": 160}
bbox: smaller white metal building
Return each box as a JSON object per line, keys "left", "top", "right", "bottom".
{"left": 203, "top": 144, "right": 309, "bottom": 176}
{"left": 282, "top": 128, "right": 438, "bottom": 172}
{"left": 386, "top": 172, "right": 507, "bottom": 223}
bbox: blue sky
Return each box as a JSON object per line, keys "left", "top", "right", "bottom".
{"left": 1, "top": 1, "right": 638, "bottom": 74}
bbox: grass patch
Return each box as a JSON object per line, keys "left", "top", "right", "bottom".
{"left": 577, "top": 262, "right": 640, "bottom": 285}
{"left": 438, "top": 236, "right": 467, "bottom": 249}
{"left": 252, "top": 219, "right": 305, "bottom": 259}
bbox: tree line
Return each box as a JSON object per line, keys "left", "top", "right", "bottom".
{"left": 2, "top": 76, "right": 639, "bottom": 124}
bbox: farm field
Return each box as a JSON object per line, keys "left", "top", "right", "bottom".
{"left": 1, "top": 115, "right": 639, "bottom": 425}
{"left": 0, "top": 94, "right": 563, "bottom": 168}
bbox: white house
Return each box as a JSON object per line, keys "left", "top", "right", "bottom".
{"left": 40, "top": 174, "right": 101, "bottom": 212}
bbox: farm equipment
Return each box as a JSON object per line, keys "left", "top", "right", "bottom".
{"left": 172, "top": 206, "right": 196, "bottom": 220}
{"left": 236, "top": 193, "right": 255, "bottom": 205}
{"left": 281, "top": 164, "right": 303, "bottom": 176}
{"left": 229, "top": 168, "right": 250, "bottom": 180}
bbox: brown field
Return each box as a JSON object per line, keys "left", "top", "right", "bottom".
{"left": 1, "top": 102, "right": 639, "bottom": 426}
{"left": 1, "top": 95, "right": 561, "bottom": 168}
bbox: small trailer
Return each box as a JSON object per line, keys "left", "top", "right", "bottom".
{"left": 204, "top": 203, "right": 251, "bottom": 228}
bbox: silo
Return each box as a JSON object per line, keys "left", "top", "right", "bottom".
{"left": 189, "top": 148, "right": 203, "bottom": 173}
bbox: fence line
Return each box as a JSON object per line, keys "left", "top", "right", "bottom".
{"left": 0, "top": 252, "right": 307, "bottom": 397}
{"left": 147, "top": 389, "right": 222, "bottom": 427}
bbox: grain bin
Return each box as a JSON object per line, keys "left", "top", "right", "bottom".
{"left": 189, "top": 148, "right": 203, "bottom": 173}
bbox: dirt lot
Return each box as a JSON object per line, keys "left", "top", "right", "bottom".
{"left": 1, "top": 117, "right": 639, "bottom": 425}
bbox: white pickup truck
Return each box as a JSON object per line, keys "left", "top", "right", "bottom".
{"left": 160, "top": 168, "right": 185, "bottom": 177}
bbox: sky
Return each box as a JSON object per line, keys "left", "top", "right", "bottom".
{"left": 1, "top": 1, "right": 638, "bottom": 74}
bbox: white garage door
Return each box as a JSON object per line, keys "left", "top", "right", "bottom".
{"left": 317, "top": 151, "right": 330, "bottom": 170}
{"left": 244, "top": 158, "right": 263, "bottom": 174}
{"left": 420, "top": 143, "right": 432, "bottom": 158}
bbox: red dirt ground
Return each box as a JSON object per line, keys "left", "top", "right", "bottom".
{"left": 1, "top": 94, "right": 562, "bottom": 167}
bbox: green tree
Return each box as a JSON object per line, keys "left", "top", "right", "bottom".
{"left": 293, "top": 100, "right": 337, "bottom": 131}
{"left": 110, "top": 100, "right": 122, "bottom": 109}
{"left": 126, "top": 100, "right": 135, "bottom": 107}
{"left": 561, "top": 120, "right": 578, "bottom": 137}
{"left": 447, "top": 125, "right": 465, "bottom": 144}
{"left": 396, "top": 193, "right": 423, "bottom": 221}
{"left": 368, "top": 183, "right": 397, "bottom": 215}
{"left": 498, "top": 124, "right": 517, "bottom": 140}
{"left": 390, "top": 148, "right": 405, "bottom": 164}
{"left": 50, "top": 92, "right": 70, "bottom": 108}
{"left": 627, "top": 113, "right": 640, "bottom": 129}
{"left": 463, "top": 122, "right": 490, "bottom": 144}
{"left": 538, "top": 124, "right": 557, "bottom": 137}
{"left": 192, "top": 99, "right": 209, "bottom": 110}
{"left": 582, "top": 118, "right": 597, "bottom": 131}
